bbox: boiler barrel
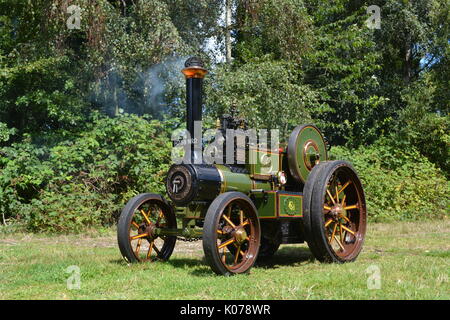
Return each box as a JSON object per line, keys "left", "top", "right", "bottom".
{"left": 166, "top": 164, "right": 272, "bottom": 206}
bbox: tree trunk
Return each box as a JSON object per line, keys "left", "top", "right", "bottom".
{"left": 225, "top": 0, "right": 232, "bottom": 63}
{"left": 404, "top": 34, "right": 412, "bottom": 83}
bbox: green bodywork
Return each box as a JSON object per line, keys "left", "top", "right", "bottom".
{"left": 215, "top": 164, "right": 273, "bottom": 193}
{"left": 252, "top": 191, "right": 277, "bottom": 218}
{"left": 248, "top": 148, "right": 280, "bottom": 177}
{"left": 278, "top": 193, "right": 303, "bottom": 217}
{"left": 160, "top": 128, "right": 325, "bottom": 238}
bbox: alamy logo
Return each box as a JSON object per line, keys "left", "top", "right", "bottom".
{"left": 66, "top": 5, "right": 81, "bottom": 30}
{"left": 366, "top": 264, "right": 381, "bottom": 289}
{"left": 171, "top": 121, "right": 279, "bottom": 165}
{"left": 366, "top": 5, "right": 381, "bottom": 29}
{"left": 66, "top": 265, "right": 81, "bottom": 290}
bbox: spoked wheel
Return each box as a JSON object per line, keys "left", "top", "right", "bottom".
{"left": 117, "top": 193, "right": 176, "bottom": 263}
{"left": 203, "top": 192, "right": 261, "bottom": 276}
{"left": 304, "top": 161, "right": 367, "bottom": 263}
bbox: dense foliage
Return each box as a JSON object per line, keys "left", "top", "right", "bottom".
{"left": 331, "top": 140, "right": 448, "bottom": 221}
{"left": 206, "top": 58, "right": 323, "bottom": 138}
{"left": 0, "top": 115, "right": 172, "bottom": 232}
{"left": 0, "top": 0, "right": 448, "bottom": 232}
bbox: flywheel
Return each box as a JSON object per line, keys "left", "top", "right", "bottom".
{"left": 287, "top": 124, "right": 327, "bottom": 184}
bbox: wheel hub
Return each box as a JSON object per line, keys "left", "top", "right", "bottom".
{"left": 143, "top": 223, "right": 157, "bottom": 240}
{"left": 233, "top": 227, "right": 248, "bottom": 244}
{"left": 330, "top": 204, "right": 344, "bottom": 219}
{"left": 222, "top": 225, "right": 234, "bottom": 235}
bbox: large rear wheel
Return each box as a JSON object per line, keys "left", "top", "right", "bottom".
{"left": 304, "top": 161, "right": 367, "bottom": 262}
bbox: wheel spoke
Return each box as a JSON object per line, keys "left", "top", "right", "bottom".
{"left": 326, "top": 189, "right": 336, "bottom": 205}
{"left": 329, "top": 223, "right": 337, "bottom": 243}
{"left": 233, "top": 243, "right": 246, "bottom": 257}
{"left": 147, "top": 241, "right": 154, "bottom": 259}
{"left": 335, "top": 235, "right": 345, "bottom": 251}
{"left": 218, "top": 238, "right": 235, "bottom": 249}
{"left": 324, "top": 218, "right": 333, "bottom": 227}
{"left": 341, "top": 225, "right": 355, "bottom": 235}
{"left": 337, "top": 180, "right": 351, "bottom": 196}
{"left": 221, "top": 247, "right": 226, "bottom": 263}
{"left": 344, "top": 204, "right": 358, "bottom": 210}
{"left": 140, "top": 209, "right": 151, "bottom": 225}
{"left": 341, "top": 193, "right": 347, "bottom": 207}
{"left": 131, "top": 221, "right": 140, "bottom": 229}
{"left": 135, "top": 239, "right": 142, "bottom": 256}
{"left": 239, "top": 210, "right": 244, "bottom": 225}
{"left": 339, "top": 214, "right": 351, "bottom": 223}
{"left": 323, "top": 205, "right": 332, "bottom": 212}
{"left": 234, "top": 245, "right": 241, "bottom": 265}
{"left": 156, "top": 210, "right": 164, "bottom": 225}
{"left": 241, "top": 219, "right": 249, "bottom": 227}
{"left": 152, "top": 243, "right": 161, "bottom": 257}
{"left": 222, "top": 215, "right": 236, "bottom": 228}
{"left": 130, "top": 233, "right": 148, "bottom": 240}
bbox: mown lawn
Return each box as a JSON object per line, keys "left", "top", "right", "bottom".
{"left": 0, "top": 220, "right": 448, "bottom": 300}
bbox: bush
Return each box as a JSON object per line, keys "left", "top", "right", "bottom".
{"left": 25, "top": 185, "right": 115, "bottom": 233}
{"left": 330, "top": 138, "right": 448, "bottom": 222}
{"left": 395, "top": 84, "right": 450, "bottom": 177}
{"left": 0, "top": 114, "right": 173, "bottom": 232}
{"left": 1, "top": 114, "right": 447, "bottom": 232}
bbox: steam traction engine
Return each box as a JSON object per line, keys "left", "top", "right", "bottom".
{"left": 117, "top": 57, "right": 367, "bottom": 276}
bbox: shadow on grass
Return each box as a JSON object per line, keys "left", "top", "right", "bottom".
{"left": 168, "top": 257, "right": 214, "bottom": 277}
{"left": 109, "top": 258, "right": 128, "bottom": 265}
{"left": 110, "top": 246, "right": 315, "bottom": 276}
{"left": 165, "top": 246, "right": 315, "bottom": 277}
{"left": 254, "top": 246, "right": 314, "bottom": 269}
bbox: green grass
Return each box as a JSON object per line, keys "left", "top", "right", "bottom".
{"left": 0, "top": 220, "right": 449, "bottom": 300}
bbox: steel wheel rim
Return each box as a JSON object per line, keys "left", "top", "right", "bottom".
{"left": 214, "top": 199, "right": 260, "bottom": 273}
{"left": 322, "top": 166, "right": 366, "bottom": 259}
{"left": 128, "top": 200, "right": 171, "bottom": 262}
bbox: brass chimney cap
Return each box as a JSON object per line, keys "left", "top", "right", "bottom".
{"left": 182, "top": 56, "right": 208, "bottom": 79}
{"left": 185, "top": 56, "right": 204, "bottom": 68}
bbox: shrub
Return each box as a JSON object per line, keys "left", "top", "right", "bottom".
{"left": 395, "top": 91, "right": 450, "bottom": 177}
{"left": 0, "top": 114, "right": 173, "bottom": 232}
{"left": 330, "top": 138, "right": 448, "bottom": 222}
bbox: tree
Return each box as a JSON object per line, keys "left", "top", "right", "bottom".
{"left": 205, "top": 58, "right": 322, "bottom": 139}
{"left": 234, "top": 0, "right": 312, "bottom": 64}
{"left": 300, "top": 0, "right": 386, "bottom": 146}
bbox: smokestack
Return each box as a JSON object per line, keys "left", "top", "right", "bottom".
{"left": 181, "top": 57, "right": 208, "bottom": 163}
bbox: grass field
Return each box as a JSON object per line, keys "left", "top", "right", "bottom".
{"left": 0, "top": 220, "right": 448, "bottom": 300}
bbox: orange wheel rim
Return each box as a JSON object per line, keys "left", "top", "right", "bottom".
{"left": 128, "top": 201, "right": 169, "bottom": 262}
{"left": 215, "top": 200, "right": 259, "bottom": 273}
{"left": 323, "top": 167, "right": 366, "bottom": 259}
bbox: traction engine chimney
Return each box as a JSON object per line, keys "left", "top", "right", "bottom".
{"left": 181, "top": 57, "right": 208, "bottom": 163}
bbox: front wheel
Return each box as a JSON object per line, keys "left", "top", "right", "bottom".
{"left": 117, "top": 193, "right": 177, "bottom": 263}
{"left": 304, "top": 161, "right": 367, "bottom": 263}
{"left": 202, "top": 192, "right": 261, "bottom": 276}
